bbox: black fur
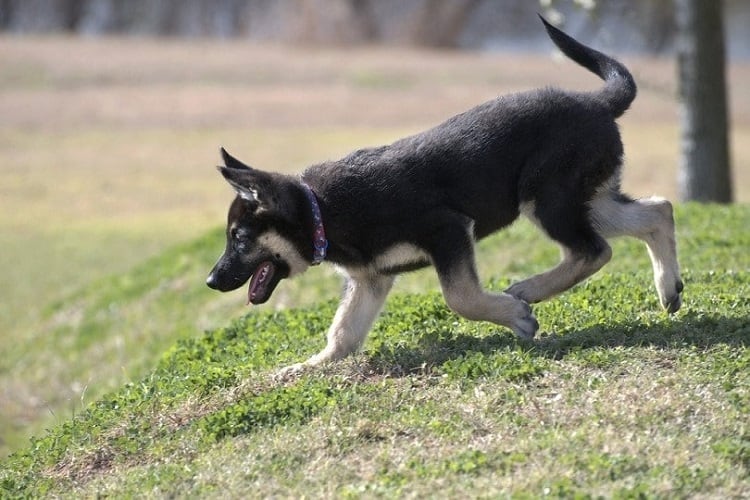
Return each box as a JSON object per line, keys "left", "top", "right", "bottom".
{"left": 209, "top": 16, "right": 637, "bottom": 290}
{"left": 206, "top": 17, "right": 679, "bottom": 361}
{"left": 297, "top": 18, "right": 637, "bottom": 270}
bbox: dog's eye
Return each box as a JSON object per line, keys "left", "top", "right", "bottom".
{"left": 230, "top": 227, "right": 246, "bottom": 243}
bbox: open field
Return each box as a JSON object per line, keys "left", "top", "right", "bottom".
{"left": 1, "top": 35, "right": 749, "bottom": 460}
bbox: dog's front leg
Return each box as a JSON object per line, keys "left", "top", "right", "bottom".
{"left": 276, "top": 273, "right": 395, "bottom": 379}
{"left": 429, "top": 221, "right": 539, "bottom": 339}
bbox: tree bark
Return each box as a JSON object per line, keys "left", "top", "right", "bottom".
{"left": 675, "top": 0, "right": 733, "bottom": 202}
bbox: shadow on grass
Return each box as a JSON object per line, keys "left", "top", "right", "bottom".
{"left": 367, "top": 313, "right": 750, "bottom": 375}
{"left": 194, "top": 313, "right": 748, "bottom": 445}
{"left": 537, "top": 313, "right": 749, "bottom": 356}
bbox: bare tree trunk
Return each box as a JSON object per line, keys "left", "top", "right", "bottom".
{"left": 676, "top": 0, "right": 733, "bottom": 202}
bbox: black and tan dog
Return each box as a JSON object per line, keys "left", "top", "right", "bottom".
{"left": 207, "top": 16, "right": 683, "bottom": 376}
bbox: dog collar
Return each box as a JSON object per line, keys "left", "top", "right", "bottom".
{"left": 301, "top": 182, "right": 328, "bottom": 265}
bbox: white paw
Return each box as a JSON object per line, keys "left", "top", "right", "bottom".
{"left": 661, "top": 278, "right": 684, "bottom": 314}
{"left": 273, "top": 362, "right": 308, "bottom": 382}
{"left": 510, "top": 299, "right": 539, "bottom": 340}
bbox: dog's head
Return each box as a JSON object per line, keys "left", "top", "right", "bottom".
{"left": 206, "top": 148, "right": 309, "bottom": 305}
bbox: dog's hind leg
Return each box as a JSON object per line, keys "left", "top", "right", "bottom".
{"left": 505, "top": 200, "right": 613, "bottom": 304}
{"left": 430, "top": 220, "right": 539, "bottom": 339}
{"left": 277, "top": 273, "right": 394, "bottom": 378}
{"left": 588, "top": 191, "right": 683, "bottom": 313}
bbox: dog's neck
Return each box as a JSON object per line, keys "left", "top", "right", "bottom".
{"left": 301, "top": 183, "right": 328, "bottom": 265}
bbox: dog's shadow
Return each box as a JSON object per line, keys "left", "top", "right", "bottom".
{"left": 366, "top": 313, "right": 749, "bottom": 376}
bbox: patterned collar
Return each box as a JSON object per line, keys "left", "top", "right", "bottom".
{"left": 301, "top": 183, "right": 328, "bottom": 265}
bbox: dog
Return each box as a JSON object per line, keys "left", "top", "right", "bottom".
{"left": 206, "top": 16, "right": 683, "bottom": 376}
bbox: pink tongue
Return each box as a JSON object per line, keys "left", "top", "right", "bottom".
{"left": 247, "top": 261, "right": 274, "bottom": 305}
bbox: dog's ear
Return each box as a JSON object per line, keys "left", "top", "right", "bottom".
{"left": 220, "top": 147, "right": 251, "bottom": 171}
{"left": 217, "top": 149, "right": 280, "bottom": 210}
{"left": 218, "top": 166, "right": 262, "bottom": 204}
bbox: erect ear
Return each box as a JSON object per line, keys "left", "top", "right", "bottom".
{"left": 217, "top": 166, "right": 261, "bottom": 203}
{"left": 217, "top": 149, "right": 278, "bottom": 210}
{"left": 220, "top": 147, "right": 251, "bottom": 171}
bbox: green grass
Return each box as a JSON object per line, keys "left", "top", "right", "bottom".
{"left": 1, "top": 203, "right": 749, "bottom": 497}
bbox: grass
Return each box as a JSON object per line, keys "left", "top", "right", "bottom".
{"left": 1, "top": 35, "right": 749, "bottom": 494}
{"left": 1, "top": 203, "right": 749, "bottom": 497}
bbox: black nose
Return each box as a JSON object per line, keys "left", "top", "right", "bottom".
{"left": 206, "top": 273, "right": 218, "bottom": 289}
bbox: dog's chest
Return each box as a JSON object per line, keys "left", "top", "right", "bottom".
{"left": 346, "top": 243, "right": 431, "bottom": 278}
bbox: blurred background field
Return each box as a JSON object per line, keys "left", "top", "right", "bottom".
{"left": 2, "top": 37, "right": 748, "bottom": 325}
{"left": 1, "top": 3, "right": 749, "bottom": 457}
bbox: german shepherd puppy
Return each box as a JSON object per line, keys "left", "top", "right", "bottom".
{"left": 207, "top": 16, "right": 683, "bottom": 376}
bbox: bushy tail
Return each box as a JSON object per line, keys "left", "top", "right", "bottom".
{"left": 539, "top": 15, "right": 636, "bottom": 117}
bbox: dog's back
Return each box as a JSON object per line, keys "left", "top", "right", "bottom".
{"left": 304, "top": 17, "right": 637, "bottom": 247}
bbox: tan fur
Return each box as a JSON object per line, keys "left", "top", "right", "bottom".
{"left": 505, "top": 245, "right": 612, "bottom": 304}
{"left": 258, "top": 231, "right": 309, "bottom": 277}
{"left": 277, "top": 274, "right": 394, "bottom": 378}
{"left": 511, "top": 189, "right": 681, "bottom": 310}
{"left": 510, "top": 201, "right": 612, "bottom": 303}
{"left": 588, "top": 193, "right": 681, "bottom": 310}
{"left": 435, "top": 225, "right": 539, "bottom": 339}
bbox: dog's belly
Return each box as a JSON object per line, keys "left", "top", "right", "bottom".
{"left": 372, "top": 243, "right": 431, "bottom": 275}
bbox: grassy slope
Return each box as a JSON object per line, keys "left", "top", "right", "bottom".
{"left": 3, "top": 36, "right": 750, "bottom": 460}
{"left": 1, "top": 204, "right": 748, "bottom": 497}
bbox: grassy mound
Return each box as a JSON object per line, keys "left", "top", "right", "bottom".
{"left": 2, "top": 204, "right": 749, "bottom": 497}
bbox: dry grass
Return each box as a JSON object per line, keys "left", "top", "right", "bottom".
{"left": 1, "top": 37, "right": 748, "bottom": 235}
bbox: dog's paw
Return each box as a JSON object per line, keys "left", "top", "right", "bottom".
{"left": 510, "top": 300, "right": 539, "bottom": 340}
{"left": 663, "top": 279, "right": 684, "bottom": 314}
{"left": 505, "top": 282, "right": 529, "bottom": 303}
{"left": 273, "top": 362, "right": 308, "bottom": 382}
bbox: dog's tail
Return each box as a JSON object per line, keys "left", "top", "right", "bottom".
{"left": 539, "top": 15, "right": 636, "bottom": 118}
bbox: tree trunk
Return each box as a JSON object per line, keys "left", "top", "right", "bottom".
{"left": 675, "top": 0, "right": 733, "bottom": 202}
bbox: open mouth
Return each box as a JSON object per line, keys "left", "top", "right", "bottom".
{"left": 247, "top": 261, "right": 278, "bottom": 305}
